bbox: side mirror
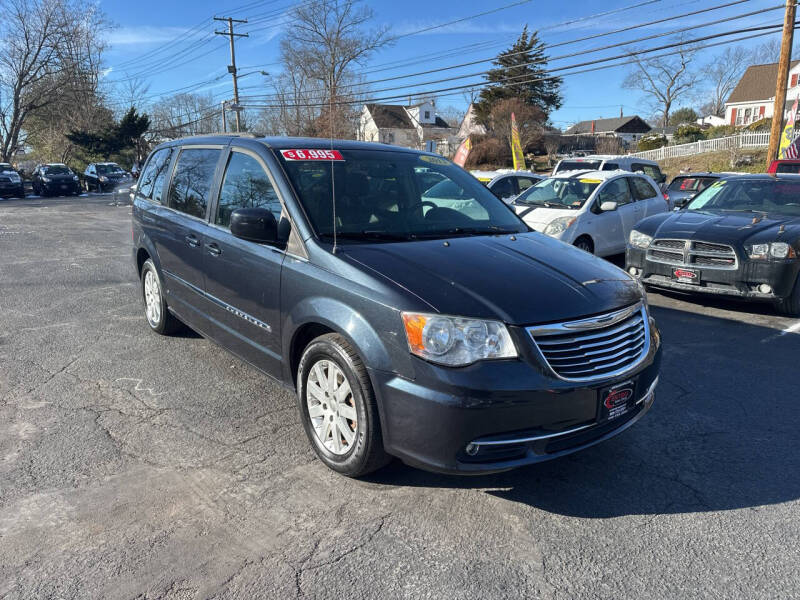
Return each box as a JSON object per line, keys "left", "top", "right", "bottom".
{"left": 600, "top": 201, "right": 618, "bottom": 212}
{"left": 230, "top": 207, "right": 278, "bottom": 244}
{"left": 674, "top": 197, "right": 691, "bottom": 209}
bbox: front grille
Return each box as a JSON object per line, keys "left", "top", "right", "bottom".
{"left": 652, "top": 239, "right": 684, "bottom": 250}
{"left": 649, "top": 249, "right": 683, "bottom": 263}
{"left": 0, "top": 177, "right": 10, "bottom": 183}
{"left": 692, "top": 255, "right": 735, "bottom": 266}
{"left": 528, "top": 304, "right": 649, "bottom": 382}
{"left": 647, "top": 239, "right": 738, "bottom": 270}
{"left": 694, "top": 241, "right": 730, "bottom": 253}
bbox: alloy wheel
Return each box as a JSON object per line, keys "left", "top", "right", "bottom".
{"left": 143, "top": 270, "right": 162, "bottom": 327}
{"left": 306, "top": 359, "right": 358, "bottom": 455}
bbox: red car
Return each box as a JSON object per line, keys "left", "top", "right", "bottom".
{"left": 767, "top": 159, "right": 800, "bottom": 174}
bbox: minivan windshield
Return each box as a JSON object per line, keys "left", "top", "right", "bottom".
{"left": 277, "top": 149, "right": 527, "bottom": 242}
{"left": 555, "top": 160, "right": 602, "bottom": 172}
{"left": 515, "top": 177, "right": 601, "bottom": 209}
{"left": 686, "top": 179, "right": 800, "bottom": 216}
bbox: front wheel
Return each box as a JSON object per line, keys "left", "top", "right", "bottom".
{"left": 775, "top": 275, "right": 800, "bottom": 316}
{"left": 140, "top": 259, "right": 181, "bottom": 334}
{"left": 297, "top": 333, "right": 390, "bottom": 477}
{"left": 573, "top": 236, "right": 594, "bottom": 254}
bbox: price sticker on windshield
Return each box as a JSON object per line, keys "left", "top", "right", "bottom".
{"left": 280, "top": 149, "right": 344, "bottom": 161}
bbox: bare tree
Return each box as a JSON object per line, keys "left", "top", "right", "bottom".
{"left": 623, "top": 42, "right": 699, "bottom": 128}
{"left": 0, "top": 0, "right": 108, "bottom": 162}
{"left": 488, "top": 97, "right": 546, "bottom": 151}
{"left": 280, "top": 0, "right": 391, "bottom": 138}
{"left": 700, "top": 47, "right": 750, "bottom": 117}
{"left": 150, "top": 92, "right": 220, "bottom": 138}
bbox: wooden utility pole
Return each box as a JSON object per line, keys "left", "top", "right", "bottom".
{"left": 214, "top": 17, "right": 248, "bottom": 132}
{"left": 766, "top": 0, "right": 797, "bottom": 165}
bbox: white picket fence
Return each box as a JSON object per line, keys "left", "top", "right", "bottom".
{"left": 630, "top": 132, "right": 771, "bottom": 161}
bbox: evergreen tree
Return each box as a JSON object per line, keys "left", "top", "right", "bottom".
{"left": 474, "top": 26, "right": 563, "bottom": 125}
{"left": 66, "top": 108, "right": 150, "bottom": 159}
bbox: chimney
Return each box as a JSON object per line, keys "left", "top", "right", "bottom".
{"left": 591, "top": 120, "right": 595, "bottom": 134}
{"left": 620, "top": 106, "right": 623, "bottom": 118}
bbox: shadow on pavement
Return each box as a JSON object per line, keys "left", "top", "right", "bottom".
{"left": 366, "top": 305, "right": 800, "bottom": 517}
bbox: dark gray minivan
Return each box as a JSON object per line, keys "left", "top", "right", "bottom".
{"left": 132, "top": 135, "right": 662, "bottom": 477}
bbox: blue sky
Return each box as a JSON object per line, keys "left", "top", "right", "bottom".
{"left": 100, "top": 0, "right": 785, "bottom": 128}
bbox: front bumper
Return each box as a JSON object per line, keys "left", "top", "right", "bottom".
{"left": 41, "top": 181, "right": 81, "bottom": 195}
{"left": 627, "top": 246, "right": 800, "bottom": 300}
{"left": 369, "top": 320, "right": 661, "bottom": 474}
{"left": 0, "top": 182, "right": 24, "bottom": 197}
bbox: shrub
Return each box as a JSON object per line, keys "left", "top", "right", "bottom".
{"left": 637, "top": 134, "right": 668, "bottom": 151}
{"left": 466, "top": 136, "right": 511, "bottom": 168}
{"left": 703, "top": 124, "right": 737, "bottom": 139}
{"left": 674, "top": 124, "right": 703, "bottom": 144}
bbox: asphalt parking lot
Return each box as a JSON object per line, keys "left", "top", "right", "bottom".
{"left": 1, "top": 194, "right": 799, "bottom": 599}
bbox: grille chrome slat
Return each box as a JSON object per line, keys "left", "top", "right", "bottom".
{"left": 546, "top": 332, "right": 646, "bottom": 363}
{"left": 535, "top": 315, "right": 643, "bottom": 346}
{"left": 528, "top": 304, "right": 650, "bottom": 382}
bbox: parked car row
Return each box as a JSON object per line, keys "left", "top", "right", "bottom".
{"left": 0, "top": 163, "right": 25, "bottom": 199}
{"left": 0, "top": 161, "right": 135, "bottom": 199}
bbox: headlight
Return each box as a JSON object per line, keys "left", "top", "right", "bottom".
{"left": 99, "top": 176, "right": 108, "bottom": 182}
{"left": 629, "top": 230, "right": 653, "bottom": 249}
{"left": 401, "top": 312, "right": 517, "bottom": 366}
{"left": 747, "top": 242, "right": 796, "bottom": 260}
{"left": 42, "top": 177, "right": 51, "bottom": 182}
{"left": 543, "top": 216, "right": 576, "bottom": 236}
{"left": 72, "top": 175, "right": 79, "bottom": 181}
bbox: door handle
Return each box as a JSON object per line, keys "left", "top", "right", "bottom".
{"left": 185, "top": 234, "right": 200, "bottom": 248}
{"left": 206, "top": 242, "right": 221, "bottom": 257}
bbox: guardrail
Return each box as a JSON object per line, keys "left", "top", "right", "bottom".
{"left": 630, "top": 132, "right": 771, "bottom": 161}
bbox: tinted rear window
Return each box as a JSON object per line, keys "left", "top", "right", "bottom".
{"left": 775, "top": 163, "right": 800, "bottom": 174}
{"left": 668, "top": 176, "right": 718, "bottom": 192}
{"left": 556, "top": 160, "right": 601, "bottom": 172}
{"left": 168, "top": 148, "right": 221, "bottom": 219}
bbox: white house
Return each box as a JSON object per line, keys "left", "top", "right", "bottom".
{"left": 358, "top": 102, "right": 455, "bottom": 151}
{"left": 724, "top": 60, "right": 800, "bottom": 126}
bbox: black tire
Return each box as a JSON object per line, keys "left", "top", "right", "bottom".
{"left": 574, "top": 236, "right": 594, "bottom": 254}
{"left": 297, "top": 333, "right": 391, "bottom": 477}
{"left": 140, "top": 258, "right": 182, "bottom": 335}
{"left": 775, "top": 275, "right": 800, "bottom": 316}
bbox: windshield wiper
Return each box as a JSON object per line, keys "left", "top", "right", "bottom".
{"left": 322, "top": 230, "right": 411, "bottom": 242}
{"left": 414, "top": 226, "right": 521, "bottom": 238}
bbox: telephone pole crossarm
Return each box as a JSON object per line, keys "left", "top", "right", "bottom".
{"left": 214, "top": 17, "right": 249, "bottom": 133}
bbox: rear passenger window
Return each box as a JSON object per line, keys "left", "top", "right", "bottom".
{"left": 137, "top": 148, "right": 172, "bottom": 202}
{"left": 215, "top": 152, "right": 282, "bottom": 228}
{"left": 601, "top": 163, "right": 619, "bottom": 171}
{"left": 169, "top": 148, "right": 220, "bottom": 218}
{"left": 629, "top": 177, "right": 657, "bottom": 200}
{"left": 634, "top": 163, "right": 664, "bottom": 182}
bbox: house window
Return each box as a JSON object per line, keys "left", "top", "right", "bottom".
{"left": 736, "top": 110, "right": 744, "bottom": 125}
{"left": 384, "top": 132, "right": 394, "bottom": 144}
{"left": 743, "top": 108, "right": 752, "bottom": 124}
{"left": 424, "top": 111, "right": 430, "bottom": 120}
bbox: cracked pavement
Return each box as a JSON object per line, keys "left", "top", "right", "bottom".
{"left": 1, "top": 195, "right": 799, "bottom": 599}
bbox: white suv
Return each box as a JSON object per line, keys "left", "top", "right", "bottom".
{"left": 513, "top": 170, "right": 668, "bottom": 256}
{"left": 553, "top": 155, "right": 666, "bottom": 187}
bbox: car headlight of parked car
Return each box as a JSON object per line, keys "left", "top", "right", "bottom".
{"left": 401, "top": 312, "right": 517, "bottom": 366}
{"left": 629, "top": 230, "right": 653, "bottom": 249}
{"left": 99, "top": 176, "right": 108, "bottom": 182}
{"left": 747, "top": 242, "right": 797, "bottom": 260}
{"left": 72, "top": 175, "right": 79, "bottom": 181}
{"left": 543, "top": 216, "right": 576, "bottom": 236}
{"left": 41, "top": 177, "right": 51, "bottom": 183}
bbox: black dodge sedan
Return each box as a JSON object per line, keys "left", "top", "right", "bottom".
{"left": 31, "top": 163, "right": 81, "bottom": 196}
{"left": 626, "top": 174, "right": 800, "bottom": 315}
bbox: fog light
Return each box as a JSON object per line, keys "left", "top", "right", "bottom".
{"left": 465, "top": 443, "right": 479, "bottom": 456}
{"left": 628, "top": 267, "right": 641, "bottom": 277}
{"left": 758, "top": 284, "right": 772, "bottom": 294}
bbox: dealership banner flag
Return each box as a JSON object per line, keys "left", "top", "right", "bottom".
{"left": 511, "top": 112, "right": 526, "bottom": 170}
{"left": 453, "top": 137, "right": 472, "bottom": 167}
{"left": 779, "top": 96, "right": 799, "bottom": 158}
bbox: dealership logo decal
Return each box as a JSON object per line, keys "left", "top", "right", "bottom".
{"left": 674, "top": 268, "right": 697, "bottom": 279}
{"left": 605, "top": 387, "right": 633, "bottom": 409}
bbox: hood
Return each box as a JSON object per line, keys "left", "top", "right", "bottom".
{"left": 643, "top": 209, "right": 800, "bottom": 246}
{"left": 338, "top": 233, "right": 642, "bottom": 326}
{"left": 513, "top": 205, "right": 577, "bottom": 231}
